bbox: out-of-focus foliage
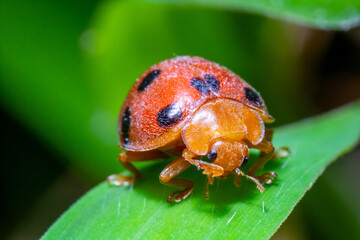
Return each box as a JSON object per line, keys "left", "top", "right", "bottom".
{"left": 146, "top": 0, "right": 360, "bottom": 30}
{"left": 0, "top": 0, "right": 118, "bottom": 178}
{"left": 41, "top": 102, "right": 360, "bottom": 240}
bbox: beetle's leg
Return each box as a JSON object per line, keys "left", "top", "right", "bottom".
{"left": 246, "top": 129, "right": 277, "bottom": 184}
{"left": 107, "top": 150, "right": 169, "bottom": 186}
{"left": 159, "top": 157, "right": 193, "bottom": 203}
{"left": 247, "top": 147, "right": 275, "bottom": 177}
{"left": 246, "top": 129, "right": 290, "bottom": 184}
{"left": 182, "top": 148, "right": 224, "bottom": 177}
{"left": 247, "top": 129, "right": 290, "bottom": 160}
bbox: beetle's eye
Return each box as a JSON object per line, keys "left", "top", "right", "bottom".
{"left": 242, "top": 156, "right": 249, "bottom": 165}
{"left": 207, "top": 150, "right": 217, "bottom": 162}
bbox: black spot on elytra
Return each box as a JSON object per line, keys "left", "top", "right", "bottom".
{"left": 157, "top": 103, "right": 183, "bottom": 127}
{"left": 244, "top": 88, "right": 263, "bottom": 106}
{"left": 191, "top": 77, "right": 208, "bottom": 94}
{"left": 205, "top": 75, "right": 220, "bottom": 92}
{"left": 121, "top": 107, "right": 131, "bottom": 144}
{"left": 207, "top": 150, "right": 217, "bottom": 162}
{"left": 138, "top": 70, "right": 161, "bottom": 93}
{"left": 191, "top": 75, "right": 219, "bottom": 94}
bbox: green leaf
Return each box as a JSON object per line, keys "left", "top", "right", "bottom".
{"left": 145, "top": 0, "right": 360, "bottom": 30}
{"left": 41, "top": 101, "right": 360, "bottom": 239}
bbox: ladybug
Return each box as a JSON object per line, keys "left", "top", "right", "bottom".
{"left": 108, "top": 56, "right": 280, "bottom": 203}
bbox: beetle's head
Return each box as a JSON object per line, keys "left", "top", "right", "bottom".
{"left": 207, "top": 138, "right": 249, "bottom": 176}
{"left": 205, "top": 138, "right": 265, "bottom": 192}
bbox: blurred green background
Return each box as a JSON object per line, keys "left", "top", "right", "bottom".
{"left": 0, "top": 0, "right": 359, "bottom": 239}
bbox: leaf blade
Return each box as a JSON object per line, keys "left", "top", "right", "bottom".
{"left": 41, "top": 101, "right": 360, "bottom": 240}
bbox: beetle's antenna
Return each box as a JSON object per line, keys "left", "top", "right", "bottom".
{"left": 234, "top": 168, "right": 264, "bottom": 192}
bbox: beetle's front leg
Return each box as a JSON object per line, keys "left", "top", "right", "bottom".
{"left": 160, "top": 157, "right": 193, "bottom": 203}
{"left": 182, "top": 148, "right": 224, "bottom": 177}
{"left": 182, "top": 148, "right": 221, "bottom": 200}
{"left": 246, "top": 129, "right": 289, "bottom": 185}
{"left": 245, "top": 129, "right": 278, "bottom": 184}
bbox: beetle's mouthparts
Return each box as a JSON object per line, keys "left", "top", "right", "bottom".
{"left": 234, "top": 168, "right": 264, "bottom": 192}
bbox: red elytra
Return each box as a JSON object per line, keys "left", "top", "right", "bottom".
{"left": 108, "top": 56, "right": 281, "bottom": 203}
